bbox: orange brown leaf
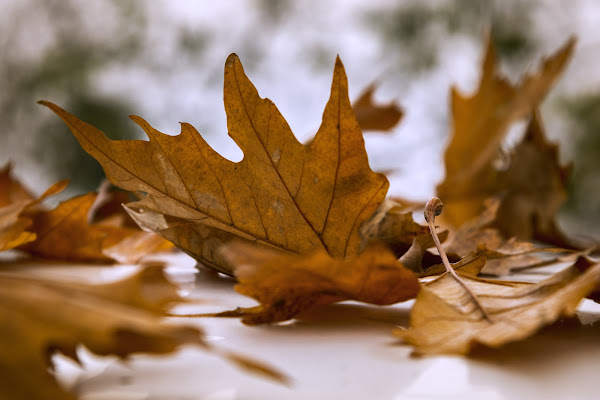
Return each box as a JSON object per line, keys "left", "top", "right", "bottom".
{"left": 437, "top": 35, "right": 574, "bottom": 231}
{"left": 219, "top": 242, "right": 419, "bottom": 324}
{"left": 18, "top": 192, "right": 135, "bottom": 262}
{"left": 41, "top": 54, "right": 388, "bottom": 274}
{"left": 0, "top": 179, "right": 68, "bottom": 252}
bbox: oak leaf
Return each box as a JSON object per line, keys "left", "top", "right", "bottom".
{"left": 436, "top": 35, "right": 575, "bottom": 236}
{"left": 353, "top": 83, "right": 403, "bottom": 132}
{"left": 395, "top": 257, "right": 600, "bottom": 355}
{"left": 216, "top": 242, "right": 418, "bottom": 324}
{"left": 41, "top": 54, "right": 388, "bottom": 274}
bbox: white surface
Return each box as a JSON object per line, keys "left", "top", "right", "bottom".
{"left": 42, "top": 253, "right": 600, "bottom": 400}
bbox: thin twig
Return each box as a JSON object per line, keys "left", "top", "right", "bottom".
{"left": 424, "top": 197, "right": 492, "bottom": 323}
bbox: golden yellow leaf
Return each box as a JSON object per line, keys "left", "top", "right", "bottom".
{"left": 40, "top": 54, "right": 388, "bottom": 274}
{"left": 437, "top": 35, "right": 574, "bottom": 231}
{"left": 217, "top": 242, "right": 418, "bottom": 324}
{"left": 396, "top": 259, "right": 600, "bottom": 355}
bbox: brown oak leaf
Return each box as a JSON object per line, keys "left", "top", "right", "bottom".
{"left": 436, "top": 35, "right": 575, "bottom": 235}
{"left": 41, "top": 54, "right": 389, "bottom": 274}
{"left": 216, "top": 242, "right": 418, "bottom": 324}
{"left": 491, "top": 111, "right": 572, "bottom": 245}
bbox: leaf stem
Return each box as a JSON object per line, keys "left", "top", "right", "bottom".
{"left": 424, "top": 197, "right": 492, "bottom": 323}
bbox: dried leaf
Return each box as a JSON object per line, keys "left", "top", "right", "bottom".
{"left": 102, "top": 231, "right": 174, "bottom": 264}
{"left": 491, "top": 112, "right": 572, "bottom": 245}
{"left": 0, "top": 180, "right": 68, "bottom": 252}
{"left": 359, "top": 198, "right": 429, "bottom": 257}
{"left": 12, "top": 190, "right": 172, "bottom": 263}
{"left": 437, "top": 35, "right": 574, "bottom": 232}
{"left": 0, "top": 264, "right": 287, "bottom": 399}
{"left": 18, "top": 193, "right": 134, "bottom": 262}
{"left": 0, "top": 163, "right": 35, "bottom": 207}
{"left": 0, "top": 267, "right": 204, "bottom": 400}
{"left": 418, "top": 251, "right": 487, "bottom": 278}
{"left": 353, "top": 83, "right": 403, "bottom": 132}
{"left": 442, "top": 197, "right": 504, "bottom": 257}
{"left": 218, "top": 242, "right": 418, "bottom": 324}
{"left": 396, "top": 259, "right": 600, "bottom": 355}
{"left": 41, "top": 54, "right": 388, "bottom": 274}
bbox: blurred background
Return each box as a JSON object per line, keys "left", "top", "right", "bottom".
{"left": 0, "top": 0, "right": 599, "bottom": 236}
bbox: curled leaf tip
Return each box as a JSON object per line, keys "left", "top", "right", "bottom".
{"left": 424, "top": 197, "right": 444, "bottom": 223}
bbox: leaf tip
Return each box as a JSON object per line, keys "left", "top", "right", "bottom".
{"left": 226, "top": 53, "right": 241, "bottom": 68}
{"left": 334, "top": 54, "right": 344, "bottom": 69}
{"left": 37, "top": 100, "right": 56, "bottom": 109}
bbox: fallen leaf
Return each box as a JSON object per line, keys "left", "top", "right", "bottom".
{"left": 479, "top": 237, "right": 576, "bottom": 276}
{"left": 359, "top": 198, "right": 429, "bottom": 257}
{"left": 0, "top": 202, "right": 37, "bottom": 252}
{"left": 0, "top": 163, "right": 35, "bottom": 207}
{"left": 0, "top": 264, "right": 287, "bottom": 399}
{"left": 41, "top": 54, "right": 388, "bottom": 274}
{"left": 440, "top": 197, "right": 572, "bottom": 275}
{"left": 18, "top": 192, "right": 135, "bottom": 262}
{"left": 353, "top": 83, "right": 403, "bottom": 132}
{"left": 0, "top": 266, "right": 203, "bottom": 400}
{"left": 491, "top": 111, "right": 572, "bottom": 245}
{"left": 13, "top": 190, "right": 172, "bottom": 264}
{"left": 442, "top": 197, "right": 504, "bottom": 257}
{"left": 102, "top": 231, "right": 174, "bottom": 264}
{"left": 570, "top": 255, "right": 600, "bottom": 303}
{"left": 87, "top": 179, "right": 138, "bottom": 229}
{"left": 0, "top": 180, "right": 68, "bottom": 252}
{"left": 395, "top": 258, "right": 600, "bottom": 355}
{"left": 436, "top": 35, "right": 575, "bottom": 232}
{"left": 216, "top": 242, "right": 418, "bottom": 324}
{"left": 418, "top": 251, "right": 487, "bottom": 278}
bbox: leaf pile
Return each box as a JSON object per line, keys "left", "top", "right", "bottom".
{"left": 4, "top": 31, "right": 600, "bottom": 399}
{"left": 0, "top": 168, "right": 284, "bottom": 399}
{"left": 0, "top": 164, "right": 172, "bottom": 263}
